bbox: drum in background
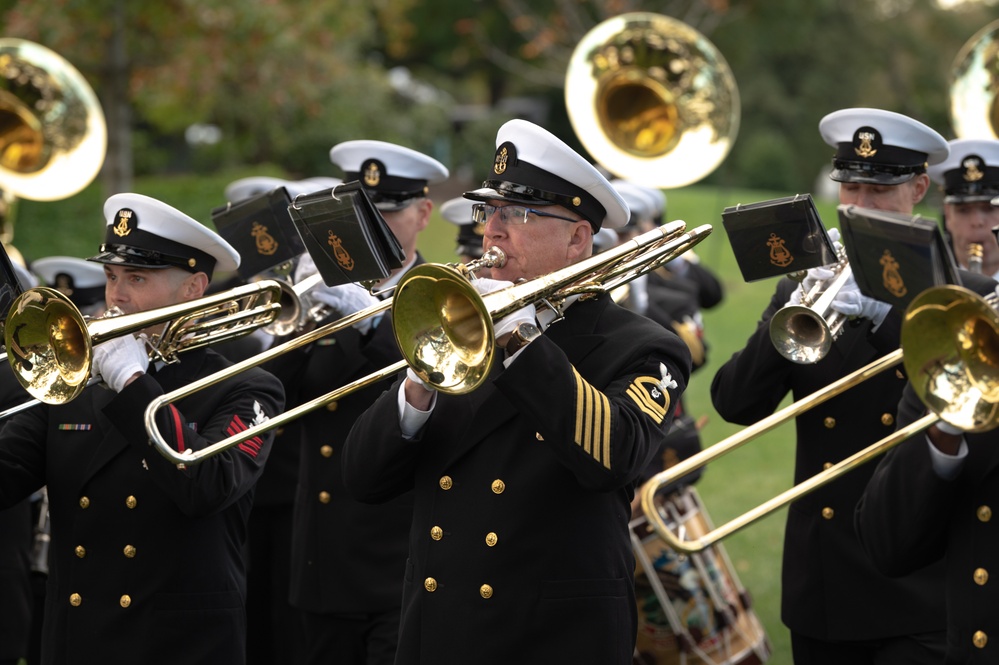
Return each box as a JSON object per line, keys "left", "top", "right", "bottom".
{"left": 631, "top": 486, "right": 771, "bottom": 665}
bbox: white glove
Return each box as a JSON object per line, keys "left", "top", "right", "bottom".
{"left": 92, "top": 335, "right": 149, "bottom": 392}
{"left": 406, "top": 366, "right": 435, "bottom": 393}
{"left": 294, "top": 252, "right": 319, "bottom": 284}
{"left": 829, "top": 270, "right": 891, "bottom": 326}
{"left": 310, "top": 283, "right": 379, "bottom": 334}
{"left": 473, "top": 278, "right": 536, "bottom": 339}
{"left": 826, "top": 227, "right": 844, "bottom": 255}
{"left": 629, "top": 274, "right": 649, "bottom": 314}
{"left": 786, "top": 266, "right": 836, "bottom": 307}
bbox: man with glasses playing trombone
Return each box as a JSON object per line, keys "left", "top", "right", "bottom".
{"left": 341, "top": 118, "right": 692, "bottom": 665}
{"left": 0, "top": 193, "right": 285, "bottom": 665}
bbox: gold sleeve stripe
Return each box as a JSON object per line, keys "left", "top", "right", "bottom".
{"left": 572, "top": 369, "right": 612, "bottom": 469}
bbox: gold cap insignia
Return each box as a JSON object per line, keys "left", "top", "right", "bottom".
{"left": 494, "top": 146, "right": 509, "bottom": 175}
{"left": 55, "top": 274, "right": 74, "bottom": 296}
{"left": 113, "top": 208, "right": 134, "bottom": 237}
{"left": 767, "top": 232, "right": 794, "bottom": 268}
{"left": 328, "top": 231, "right": 355, "bottom": 271}
{"left": 251, "top": 221, "right": 278, "bottom": 256}
{"left": 363, "top": 160, "right": 381, "bottom": 187}
{"left": 962, "top": 155, "right": 985, "bottom": 182}
{"left": 854, "top": 127, "right": 880, "bottom": 159}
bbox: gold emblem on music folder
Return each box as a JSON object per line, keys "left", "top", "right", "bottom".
{"left": 251, "top": 222, "right": 278, "bottom": 256}
{"left": 963, "top": 157, "right": 984, "bottom": 182}
{"left": 363, "top": 161, "right": 381, "bottom": 187}
{"left": 880, "top": 249, "right": 907, "bottom": 298}
{"left": 328, "top": 231, "right": 354, "bottom": 271}
{"left": 767, "top": 233, "right": 794, "bottom": 268}
{"left": 855, "top": 131, "right": 878, "bottom": 159}
{"left": 113, "top": 209, "right": 133, "bottom": 237}
{"left": 494, "top": 146, "right": 508, "bottom": 175}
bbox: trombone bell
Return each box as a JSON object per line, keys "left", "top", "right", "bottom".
{"left": 392, "top": 264, "right": 495, "bottom": 394}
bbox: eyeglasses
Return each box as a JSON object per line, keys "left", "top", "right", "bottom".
{"left": 470, "top": 203, "right": 580, "bottom": 226}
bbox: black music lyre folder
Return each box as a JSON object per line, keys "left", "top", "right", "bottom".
{"left": 211, "top": 186, "right": 306, "bottom": 280}
{"left": 287, "top": 181, "right": 405, "bottom": 287}
{"left": 837, "top": 204, "right": 960, "bottom": 312}
{"left": 721, "top": 193, "right": 837, "bottom": 282}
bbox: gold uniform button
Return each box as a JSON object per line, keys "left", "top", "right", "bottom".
{"left": 75, "top": 545, "right": 86, "bottom": 558}
{"left": 978, "top": 505, "right": 992, "bottom": 522}
{"left": 974, "top": 568, "right": 989, "bottom": 586}
{"left": 125, "top": 495, "right": 137, "bottom": 509}
{"left": 821, "top": 507, "right": 834, "bottom": 520}
{"left": 895, "top": 369, "right": 905, "bottom": 380}
{"left": 480, "top": 584, "right": 493, "bottom": 599}
{"left": 320, "top": 445, "right": 333, "bottom": 458}
{"left": 326, "top": 401, "right": 339, "bottom": 412}
{"left": 535, "top": 432, "right": 544, "bottom": 441}
{"left": 439, "top": 476, "right": 453, "bottom": 490}
{"left": 485, "top": 532, "right": 498, "bottom": 547}
{"left": 491, "top": 479, "right": 506, "bottom": 494}
{"left": 124, "top": 545, "right": 137, "bottom": 559}
{"left": 822, "top": 462, "right": 833, "bottom": 470}
{"left": 69, "top": 593, "right": 82, "bottom": 607}
{"left": 973, "top": 630, "right": 988, "bottom": 649}
{"left": 823, "top": 417, "right": 836, "bottom": 429}
{"left": 318, "top": 491, "right": 331, "bottom": 504}
{"left": 424, "top": 577, "right": 437, "bottom": 592}
{"left": 430, "top": 526, "right": 443, "bottom": 541}
{"left": 881, "top": 413, "right": 894, "bottom": 426}
{"left": 120, "top": 595, "right": 131, "bottom": 608}
{"left": 79, "top": 496, "right": 90, "bottom": 509}
{"left": 276, "top": 427, "right": 285, "bottom": 436}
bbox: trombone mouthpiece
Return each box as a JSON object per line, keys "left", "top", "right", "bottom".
{"left": 480, "top": 247, "right": 507, "bottom": 269}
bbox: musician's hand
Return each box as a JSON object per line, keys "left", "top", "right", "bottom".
{"left": 786, "top": 266, "right": 836, "bottom": 307}
{"left": 310, "top": 283, "right": 379, "bottom": 334}
{"left": 294, "top": 252, "right": 319, "bottom": 283}
{"left": 92, "top": 335, "right": 149, "bottom": 392}
{"left": 472, "top": 278, "right": 536, "bottom": 341}
{"left": 829, "top": 271, "right": 890, "bottom": 325}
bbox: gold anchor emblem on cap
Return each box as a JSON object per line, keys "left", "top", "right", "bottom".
{"left": 363, "top": 161, "right": 381, "bottom": 187}
{"left": 251, "top": 221, "right": 278, "bottom": 256}
{"left": 328, "top": 231, "right": 354, "bottom": 271}
{"left": 963, "top": 157, "right": 984, "bottom": 182}
{"left": 855, "top": 131, "right": 878, "bottom": 159}
{"left": 113, "top": 209, "right": 133, "bottom": 237}
{"left": 494, "top": 146, "right": 508, "bottom": 175}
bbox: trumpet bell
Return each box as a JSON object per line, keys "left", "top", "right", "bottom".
{"left": 769, "top": 304, "right": 834, "bottom": 365}
{"left": 0, "top": 39, "right": 107, "bottom": 201}
{"left": 902, "top": 285, "right": 999, "bottom": 432}
{"left": 565, "top": 12, "right": 739, "bottom": 188}
{"left": 5, "top": 287, "right": 91, "bottom": 404}
{"left": 392, "top": 264, "right": 496, "bottom": 395}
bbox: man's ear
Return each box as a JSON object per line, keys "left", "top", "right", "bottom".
{"left": 184, "top": 272, "right": 209, "bottom": 300}
{"left": 414, "top": 198, "right": 433, "bottom": 232}
{"left": 911, "top": 173, "right": 931, "bottom": 205}
{"left": 566, "top": 221, "right": 594, "bottom": 261}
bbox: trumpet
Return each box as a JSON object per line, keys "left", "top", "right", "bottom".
{"left": 639, "top": 283, "right": 999, "bottom": 554}
{"left": 769, "top": 248, "right": 852, "bottom": 364}
{"left": 5, "top": 280, "right": 284, "bottom": 404}
{"left": 143, "top": 221, "right": 712, "bottom": 466}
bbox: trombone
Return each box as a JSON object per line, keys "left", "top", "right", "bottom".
{"left": 143, "top": 221, "right": 712, "bottom": 466}
{"left": 5, "top": 280, "right": 284, "bottom": 405}
{"left": 639, "top": 283, "right": 999, "bottom": 554}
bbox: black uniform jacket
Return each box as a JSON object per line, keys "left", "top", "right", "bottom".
{"left": 267, "top": 286, "right": 415, "bottom": 614}
{"left": 0, "top": 348, "right": 284, "bottom": 665}
{"left": 342, "top": 294, "right": 691, "bottom": 665}
{"left": 709, "top": 275, "right": 949, "bottom": 641}
{"left": 856, "top": 278, "right": 999, "bottom": 664}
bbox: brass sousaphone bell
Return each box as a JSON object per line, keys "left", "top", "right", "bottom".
{"left": 949, "top": 19, "right": 999, "bottom": 140}
{"left": 0, "top": 38, "right": 106, "bottom": 266}
{"left": 565, "top": 13, "right": 740, "bottom": 189}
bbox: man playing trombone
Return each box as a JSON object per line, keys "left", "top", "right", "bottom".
{"left": 341, "top": 118, "right": 692, "bottom": 665}
{"left": 0, "top": 193, "right": 285, "bottom": 665}
{"left": 711, "top": 108, "right": 952, "bottom": 663}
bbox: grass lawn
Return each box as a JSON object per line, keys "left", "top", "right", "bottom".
{"left": 12, "top": 171, "right": 931, "bottom": 665}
